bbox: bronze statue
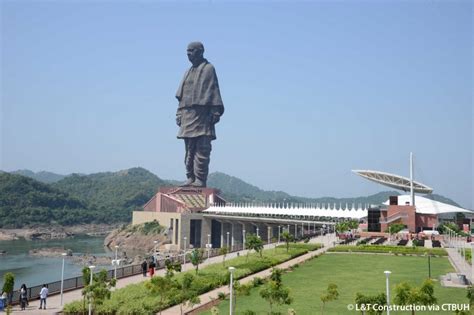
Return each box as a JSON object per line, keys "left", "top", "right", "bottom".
{"left": 175, "top": 42, "right": 224, "bottom": 187}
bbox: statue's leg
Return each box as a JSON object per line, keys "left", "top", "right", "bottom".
{"left": 182, "top": 138, "right": 196, "bottom": 185}
{"left": 192, "top": 136, "right": 212, "bottom": 187}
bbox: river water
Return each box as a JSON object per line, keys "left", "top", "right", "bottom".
{"left": 0, "top": 235, "right": 111, "bottom": 290}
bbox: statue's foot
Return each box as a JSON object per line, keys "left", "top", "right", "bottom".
{"left": 191, "top": 179, "right": 206, "bottom": 187}
{"left": 179, "top": 178, "right": 195, "bottom": 187}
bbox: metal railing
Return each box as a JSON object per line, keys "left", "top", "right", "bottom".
{"left": 6, "top": 233, "right": 323, "bottom": 305}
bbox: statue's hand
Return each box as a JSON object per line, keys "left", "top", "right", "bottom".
{"left": 210, "top": 114, "right": 220, "bottom": 124}
{"left": 176, "top": 116, "right": 181, "bottom": 126}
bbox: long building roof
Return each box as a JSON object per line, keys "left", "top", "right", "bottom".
{"left": 203, "top": 203, "right": 368, "bottom": 219}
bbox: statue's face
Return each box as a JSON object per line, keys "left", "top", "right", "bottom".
{"left": 187, "top": 46, "right": 202, "bottom": 63}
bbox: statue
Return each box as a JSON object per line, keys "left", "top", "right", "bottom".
{"left": 175, "top": 42, "right": 224, "bottom": 187}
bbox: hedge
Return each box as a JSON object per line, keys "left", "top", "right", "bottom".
{"left": 327, "top": 245, "right": 447, "bottom": 256}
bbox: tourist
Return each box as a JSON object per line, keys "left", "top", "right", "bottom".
{"left": 0, "top": 291, "right": 6, "bottom": 311}
{"left": 39, "top": 284, "right": 48, "bottom": 310}
{"left": 19, "top": 284, "right": 28, "bottom": 310}
{"left": 149, "top": 260, "right": 156, "bottom": 277}
{"left": 141, "top": 260, "right": 148, "bottom": 277}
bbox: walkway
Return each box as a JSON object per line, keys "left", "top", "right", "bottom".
{"left": 446, "top": 247, "right": 472, "bottom": 283}
{"left": 4, "top": 234, "right": 336, "bottom": 315}
{"left": 162, "top": 234, "right": 335, "bottom": 315}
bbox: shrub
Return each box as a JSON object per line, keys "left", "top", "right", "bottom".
{"left": 217, "top": 292, "right": 226, "bottom": 300}
{"left": 252, "top": 277, "right": 265, "bottom": 287}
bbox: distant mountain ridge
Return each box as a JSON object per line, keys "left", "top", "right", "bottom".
{"left": 12, "top": 170, "right": 66, "bottom": 183}
{"left": 2, "top": 167, "right": 465, "bottom": 227}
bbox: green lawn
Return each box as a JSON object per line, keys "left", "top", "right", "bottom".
{"left": 202, "top": 253, "right": 468, "bottom": 315}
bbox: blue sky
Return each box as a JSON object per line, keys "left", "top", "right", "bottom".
{"left": 1, "top": 1, "right": 472, "bottom": 208}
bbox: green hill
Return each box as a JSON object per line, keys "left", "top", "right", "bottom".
{"left": 51, "top": 167, "right": 169, "bottom": 222}
{"left": 2, "top": 168, "right": 466, "bottom": 228}
{"left": 0, "top": 173, "right": 91, "bottom": 227}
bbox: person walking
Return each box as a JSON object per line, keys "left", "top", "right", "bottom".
{"left": 148, "top": 260, "right": 156, "bottom": 277}
{"left": 19, "top": 284, "right": 28, "bottom": 310}
{"left": 141, "top": 260, "right": 148, "bottom": 277}
{"left": 39, "top": 284, "right": 48, "bottom": 310}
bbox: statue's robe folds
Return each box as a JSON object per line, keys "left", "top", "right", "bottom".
{"left": 175, "top": 59, "right": 224, "bottom": 140}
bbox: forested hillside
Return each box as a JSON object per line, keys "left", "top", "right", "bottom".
{"left": 0, "top": 173, "right": 91, "bottom": 227}
{"left": 2, "top": 167, "right": 465, "bottom": 228}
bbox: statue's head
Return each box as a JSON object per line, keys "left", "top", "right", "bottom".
{"left": 187, "top": 41, "right": 204, "bottom": 64}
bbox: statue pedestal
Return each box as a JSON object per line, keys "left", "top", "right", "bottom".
{"left": 157, "top": 186, "right": 224, "bottom": 212}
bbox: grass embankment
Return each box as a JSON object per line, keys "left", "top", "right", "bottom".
{"left": 202, "top": 253, "right": 466, "bottom": 314}
{"left": 63, "top": 243, "right": 322, "bottom": 314}
{"left": 328, "top": 245, "right": 447, "bottom": 256}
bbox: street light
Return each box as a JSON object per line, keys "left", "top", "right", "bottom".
{"left": 88, "top": 265, "right": 96, "bottom": 315}
{"left": 226, "top": 232, "right": 230, "bottom": 249}
{"left": 60, "top": 253, "right": 67, "bottom": 305}
{"left": 114, "top": 245, "right": 119, "bottom": 279}
{"left": 471, "top": 243, "right": 474, "bottom": 284}
{"left": 207, "top": 234, "right": 211, "bottom": 261}
{"left": 384, "top": 270, "right": 391, "bottom": 315}
{"left": 242, "top": 229, "right": 246, "bottom": 250}
{"left": 183, "top": 236, "right": 187, "bottom": 265}
{"left": 228, "top": 266, "right": 236, "bottom": 315}
{"left": 278, "top": 226, "right": 281, "bottom": 243}
{"left": 256, "top": 227, "right": 260, "bottom": 239}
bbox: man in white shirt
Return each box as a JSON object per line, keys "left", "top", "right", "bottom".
{"left": 39, "top": 285, "right": 48, "bottom": 309}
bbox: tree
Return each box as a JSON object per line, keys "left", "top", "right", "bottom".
{"left": 146, "top": 275, "right": 178, "bottom": 314}
{"left": 219, "top": 246, "right": 229, "bottom": 267}
{"left": 189, "top": 248, "right": 204, "bottom": 274}
{"left": 281, "top": 231, "right": 294, "bottom": 252}
{"left": 386, "top": 223, "right": 405, "bottom": 234}
{"left": 355, "top": 292, "right": 386, "bottom": 315}
{"left": 2, "top": 272, "right": 14, "bottom": 305}
{"left": 246, "top": 233, "right": 264, "bottom": 259}
{"left": 259, "top": 268, "right": 293, "bottom": 313}
{"left": 394, "top": 280, "right": 437, "bottom": 315}
{"left": 232, "top": 280, "right": 251, "bottom": 312}
{"left": 176, "top": 273, "right": 200, "bottom": 315}
{"left": 335, "top": 222, "right": 349, "bottom": 234}
{"left": 82, "top": 268, "right": 116, "bottom": 312}
{"left": 320, "top": 283, "right": 339, "bottom": 314}
{"left": 165, "top": 258, "right": 182, "bottom": 278}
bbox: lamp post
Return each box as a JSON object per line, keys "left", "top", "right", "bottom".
{"left": 278, "top": 226, "right": 281, "bottom": 243}
{"left": 226, "top": 232, "right": 230, "bottom": 249}
{"left": 384, "top": 271, "right": 391, "bottom": 315}
{"left": 207, "top": 234, "right": 211, "bottom": 261}
{"left": 60, "top": 252, "right": 67, "bottom": 305}
{"left": 256, "top": 227, "right": 260, "bottom": 239}
{"left": 471, "top": 243, "right": 474, "bottom": 284}
{"left": 88, "top": 265, "right": 96, "bottom": 315}
{"left": 183, "top": 236, "right": 187, "bottom": 265}
{"left": 242, "top": 229, "right": 246, "bottom": 250}
{"left": 114, "top": 245, "right": 119, "bottom": 279}
{"left": 229, "top": 266, "right": 236, "bottom": 315}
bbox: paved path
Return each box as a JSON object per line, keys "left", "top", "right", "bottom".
{"left": 162, "top": 234, "right": 336, "bottom": 315}
{"left": 446, "top": 247, "right": 472, "bottom": 283}
{"left": 4, "top": 234, "right": 336, "bottom": 315}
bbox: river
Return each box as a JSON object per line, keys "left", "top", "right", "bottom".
{"left": 0, "top": 235, "right": 111, "bottom": 290}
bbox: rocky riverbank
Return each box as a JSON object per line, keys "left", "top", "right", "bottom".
{"left": 104, "top": 222, "right": 171, "bottom": 253}
{"left": 0, "top": 224, "right": 119, "bottom": 241}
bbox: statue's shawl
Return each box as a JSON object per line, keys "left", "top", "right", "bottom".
{"left": 176, "top": 59, "right": 224, "bottom": 113}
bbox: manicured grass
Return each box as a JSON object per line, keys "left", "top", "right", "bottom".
{"left": 202, "top": 253, "right": 467, "bottom": 314}
{"left": 63, "top": 243, "right": 322, "bottom": 314}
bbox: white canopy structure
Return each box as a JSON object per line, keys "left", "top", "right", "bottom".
{"left": 203, "top": 203, "right": 368, "bottom": 220}
{"left": 383, "top": 195, "right": 472, "bottom": 215}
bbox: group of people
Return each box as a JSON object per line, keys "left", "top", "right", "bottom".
{"left": 141, "top": 258, "right": 157, "bottom": 277}
{"left": 0, "top": 284, "right": 48, "bottom": 311}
